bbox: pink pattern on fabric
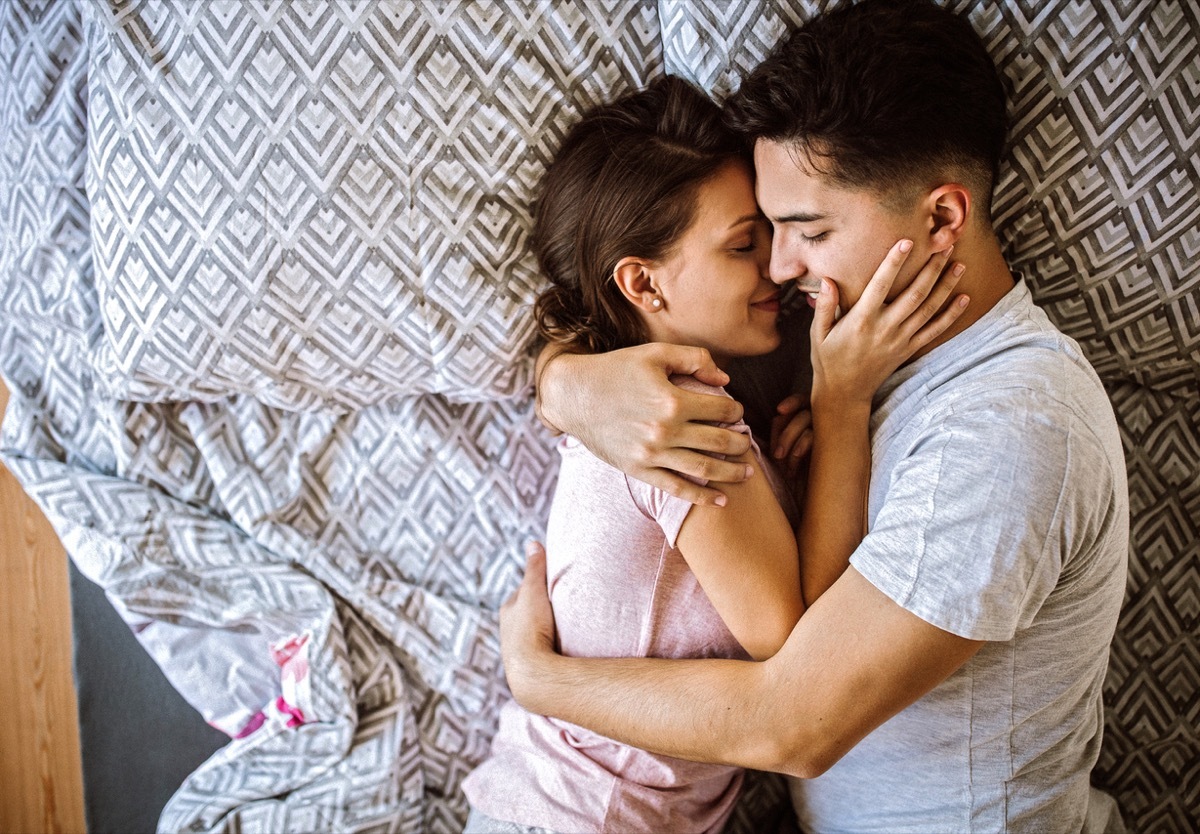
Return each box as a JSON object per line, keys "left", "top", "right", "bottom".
{"left": 269, "top": 632, "right": 313, "bottom": 728}
{"left": 233, "top": 711, "right": 267, "bottom": 739}
{"left": 275, "top": 697, "right": 307, "bottom": 729}
{"left": 270, "top": 633, "right": 311, "bottom": 685}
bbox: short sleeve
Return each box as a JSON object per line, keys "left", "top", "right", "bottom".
{"left": 850, "top": 391, "right": 1093, "bottom": 641}
{"left": 625, "top": 375, "right": 753, "bottom": 549}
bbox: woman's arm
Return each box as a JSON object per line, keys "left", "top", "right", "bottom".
{"left": 798, "top": 392, "right": 871, "bottom": 607}
{"left": 797, "top": 243, "right": 967, "bottom": 605}
{"left": 674, "top": 435, "right": 801, "bottom": 661}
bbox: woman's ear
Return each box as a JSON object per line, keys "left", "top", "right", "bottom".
{"left": 925, "top": 183, "right": 971, "bottom": 250}
{"left": 612, "top": 257, "right": 663, "bottom": 312}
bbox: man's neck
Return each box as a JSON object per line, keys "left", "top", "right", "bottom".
{"left": 910, "top": 230, "right": 1015, "bottom": 362}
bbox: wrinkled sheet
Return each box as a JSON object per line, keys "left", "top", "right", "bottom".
{"left": 0, "top": 4, "right": 794, "bottom": 831}
{"left": 2, "top": 1, "right": 1197, "bottom": 832}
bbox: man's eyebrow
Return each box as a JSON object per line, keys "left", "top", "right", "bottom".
{"left": 773, "top": 211, "right": 828, "bottom": 224}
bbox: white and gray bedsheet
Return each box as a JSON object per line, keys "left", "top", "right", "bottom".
{"left": 1, "top": 1, "right": 1197, "bottom": 832}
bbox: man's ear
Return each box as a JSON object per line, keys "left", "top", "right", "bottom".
{"left": 925, "top": 184, "right": 970, "bottom": 250}
{"left": 612, "top": 257, "right": 663, "bottom": 312}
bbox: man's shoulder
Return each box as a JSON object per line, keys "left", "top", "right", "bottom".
{"left": 893, "top": 313, "right": 1113, "bottom": 439}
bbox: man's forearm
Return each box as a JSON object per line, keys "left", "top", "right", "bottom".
{"left": 514, "top": 649, "right": 787, "bottom": 772}
{"left": 503, "top": 555, "right": 984, "bottom": 784}
{"left": 534, "top": 341, "right": 574, "bottom": 435}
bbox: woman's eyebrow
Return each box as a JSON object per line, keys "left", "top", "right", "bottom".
{"left": 726, "top": 212, "right": 765, "bottom": 230}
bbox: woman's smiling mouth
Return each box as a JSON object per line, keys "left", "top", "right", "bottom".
{"left": 750, "top": 292, "right": 782, "bottom": 313}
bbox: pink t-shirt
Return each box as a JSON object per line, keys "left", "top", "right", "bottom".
{"left": 463, "top": 377, "right": 793, "bottom": 833}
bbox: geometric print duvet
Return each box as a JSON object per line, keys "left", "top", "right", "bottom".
{"left": 1, "top": 1, "right": 1197, "bottom": 832}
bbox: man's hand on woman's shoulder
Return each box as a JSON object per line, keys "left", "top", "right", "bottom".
{"left": 536, "top": 342, "right": 753, "bottom": 506}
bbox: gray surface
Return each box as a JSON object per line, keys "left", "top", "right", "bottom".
{"left": 69, "top": 562, "right": 226, "bottom": 834}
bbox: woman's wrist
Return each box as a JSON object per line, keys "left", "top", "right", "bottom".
{"left": 809, "top": 385, "right": 873, "bottom": 425}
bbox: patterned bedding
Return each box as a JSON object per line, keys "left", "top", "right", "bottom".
{"left": 1, "top": 1, "right": 1196, "bottom": 831}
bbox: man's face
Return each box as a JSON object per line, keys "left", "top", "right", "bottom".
{"left": 754, "top": 139, "right": 926, "bottom": 310}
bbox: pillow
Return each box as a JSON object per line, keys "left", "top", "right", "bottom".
{"left": 85, "top": 0, "right": 663, "bottom": 410}
{"left": 661, "top": 0, "right": 1200, "bottom": 395}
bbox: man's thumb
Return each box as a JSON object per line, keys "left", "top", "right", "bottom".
{"left": 524, "top": 541, "right": 547, "bottom": 581}
{"left": 658, "top": 344, "right": 729, "bottom": 388}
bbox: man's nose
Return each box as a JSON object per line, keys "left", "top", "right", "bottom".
{"left": 769, "top": 239, "right": 801, "bottom": 285}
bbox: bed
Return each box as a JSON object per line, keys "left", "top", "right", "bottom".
{"left": 1, "top": 1, "right": 1196, "bottom": 831}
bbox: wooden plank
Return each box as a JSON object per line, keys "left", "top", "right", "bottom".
{"left": 0, "top": 379, "right": 86, "bottom": 834}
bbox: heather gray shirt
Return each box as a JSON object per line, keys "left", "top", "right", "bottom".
{"left": 790, "top": 280, "right": 1129, "bottom": 833}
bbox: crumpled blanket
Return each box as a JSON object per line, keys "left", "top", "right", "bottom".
{"left": 0, "top": 3, "right": 793, "bottom": 831}
{"left": 3, "top": 1, "right": 1197, "bottom": 832}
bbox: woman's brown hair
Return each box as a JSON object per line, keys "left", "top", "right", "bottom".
{"left": 533, "top": 75, "right": 747, "bottom": 355}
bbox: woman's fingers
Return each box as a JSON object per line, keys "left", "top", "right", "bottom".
{"left": 772, "top": 409, "right": 814, "bottom": 479}
{"left": 772, "top": 408, "right": 811, "bottom": 456}
{"left": 885, "top": 245, "right": 955, "bottom": 323}
{"left": 811, "top": 278, "right": 839, "bottom": 342}
{"left": 902, "top": 260, "right": 965, "bottom": 335}
{"left": 909, "top": 292, "right": 970, "bottom": 352}
{"left": 890, "top": 249, "right": 962, "bottom": 337}
{"left": 856, "top": 240, "right": 969, "bottom": 351}
{"left": 775, "top": 393, "right": 805, "bottom": 417}
{"left": 856, "top": 238, "right": 914, "bottom": 311}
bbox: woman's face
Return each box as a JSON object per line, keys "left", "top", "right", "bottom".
{"left": 644, "top": 160, "right": 780, "bottom": 364}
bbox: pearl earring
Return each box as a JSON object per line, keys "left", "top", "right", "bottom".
{"left": 651, "top": 297, "right": 662, "bottom": 308}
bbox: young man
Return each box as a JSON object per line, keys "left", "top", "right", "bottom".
{"left": 502, "top": 1, "right": 1129, "bottom": 831}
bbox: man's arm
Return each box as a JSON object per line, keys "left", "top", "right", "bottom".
{"left": 502, "top": 547, "right": 982, "bottom": 778}
{"left": 536, "top": 342, "right": 753, "bottom": 506}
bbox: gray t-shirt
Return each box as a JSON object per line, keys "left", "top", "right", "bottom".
{"left": 789, "top": 280, "right": 1129, "bottom": 833}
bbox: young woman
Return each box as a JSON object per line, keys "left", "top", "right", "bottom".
{"left": 461, "top": 76, "right": 964, "bottom": 834}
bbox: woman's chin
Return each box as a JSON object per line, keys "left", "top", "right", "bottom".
{"left": 724, "top": 335, "right": 783, "bottom": 360}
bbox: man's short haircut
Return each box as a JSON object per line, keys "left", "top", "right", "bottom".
{"left": 725, "top": 0, "right": 1008, "bottom": 218}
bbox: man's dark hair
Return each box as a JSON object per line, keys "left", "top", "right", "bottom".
{"left": 725, "top": 0, "right": 1008, "bottom": 218}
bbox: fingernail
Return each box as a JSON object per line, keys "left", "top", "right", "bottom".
{"left": 953, "top": 263, "right": 966, "bottom": 276}
{"left": 958, "top": 295, "right": 970, "bottom": 308}
{"left": 773, "top": 446, "right": 784, "bottom": 459}
{"left": 745, "top": 465, "right": 755, "bottom": 479}
{"left": 714, "top": 494, "right": 728, "bottom": 507}
{"left": 525, "top": 541, "right": 539, "bottom": 557}
{"left": 898, "top": 239, "right": 912, "bottom": 253}
{"left": 820, "top": 279, "right": 831, "bottom": 294}
{"left": 943, "top": 244, "right": 954, "bottom": 257}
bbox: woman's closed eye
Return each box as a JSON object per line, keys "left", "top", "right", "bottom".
{"left": 802, "top": 231, "right": 830, "bottom": 245}
{"left": 731, "top": 221, "right": 772, "bottom": 253}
